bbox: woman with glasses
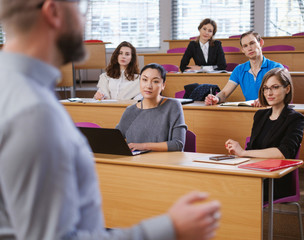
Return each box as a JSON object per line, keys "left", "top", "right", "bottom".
{"left": 225, "top": 68, "right": 304, "bottom": 200}
{"left": 94, "top": 41, "right": 141, "bottom": 100}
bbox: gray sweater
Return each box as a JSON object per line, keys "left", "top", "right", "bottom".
{"left": 116, "top": 98, "right": 187, "bottom": 151}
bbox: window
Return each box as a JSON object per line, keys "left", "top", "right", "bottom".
{"left": 0, "top": 25, "right": 4, "bottom": 45}
{"left": 172, "top": 0, "right": 255, "bottom": 39}
{"left": 85, "top": 0, "right": 160, "bottom": 48}
{"left": 265, "top": 0, "right": 304, "bottom": 36}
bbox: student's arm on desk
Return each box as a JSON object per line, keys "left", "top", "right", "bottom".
{"left": 205, "top": 81, "right": 238, "bottom": 105}
{"left": 128, "top": 142, "right": 168, "bottom": 152}
{"left": 225, "top": 139, "right": 285, "bottom": 159}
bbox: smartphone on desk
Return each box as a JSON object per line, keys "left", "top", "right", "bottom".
{"left": 209, "top": 155, "right": 236, "bottom": 161}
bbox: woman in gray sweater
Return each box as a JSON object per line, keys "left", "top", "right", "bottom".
{"left": 116, "top": 63, "right": 187, "bottom": 151}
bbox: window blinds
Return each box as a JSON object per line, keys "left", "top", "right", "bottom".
{"left": 265, "top": 0, "right": 304, "bottom": 36}
{"left": 85, "top": 0, "right": 160, "bottom": 48}
{"left": 172, "top": 0, "right": 255, "bottom": 39}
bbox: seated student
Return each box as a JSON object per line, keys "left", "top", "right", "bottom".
{"left": 116, "top": 63, "right": 187, "bottom": 152}
{"left": 225, "top": 68, "right": 304, "bottom": 201}
{"left": 205, "top": 31, "right": 284, "bottom": 107}
{"left": 180, "top": 18, "right": 226, "bottom": 73}
{"left": 94, "top": 41, "right": 141, "bottom": 100}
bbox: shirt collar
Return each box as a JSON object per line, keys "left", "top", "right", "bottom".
{"left": 0, "top": 51, "right": 61, "bottom": 90}
{"left": 244, "top": 56, "right": 266, "bottom": 71}
{"left": 199, "top": 41, "right": 209, "bottom": 49}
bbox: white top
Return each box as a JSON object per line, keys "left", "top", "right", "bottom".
{"left": 97, "top": 70, "right": 142, "bottom": 100}
{"left": 199, "top": 41, "right": 209, "bottom": 62}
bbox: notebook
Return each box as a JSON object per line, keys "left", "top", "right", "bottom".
{"left": 193, "top": 154, "right": 250, "bottom": 165}
{"left": 78, "top": 127, "right": 150, "bottom": 156}
{"left": 238, "top": 159, "right": 303, "bottom": 171}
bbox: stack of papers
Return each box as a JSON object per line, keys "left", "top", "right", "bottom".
{"left": 61, "top": 98, "right": 118, "bottom": 103}
{"left": 220, "top": 100, "right": 254, "bottom": 107}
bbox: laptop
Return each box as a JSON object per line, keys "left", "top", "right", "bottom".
{"left": 78, "top": 127, "right": 150, "bottom": 156}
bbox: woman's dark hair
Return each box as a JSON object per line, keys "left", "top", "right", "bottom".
{"left": 196, "top": 18, "right": 217, "bottom": 46}
{"left": 258, "top": 68, "right": 293, "bottom": 106}
{"left": 140, "top": 63, "right": 166, "bottom": 83}
{"left": 106, "top": 41, "right": 139, "bottom": 81}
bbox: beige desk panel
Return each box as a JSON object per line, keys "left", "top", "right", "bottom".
{"left": 96, "top": 163, "right": 261, "bottom": 239}
{"left": 139, "top": 51, "right": 304, "bottom": 72}
{"left": 164, "top": 35, "right": 304, "bottom": 50}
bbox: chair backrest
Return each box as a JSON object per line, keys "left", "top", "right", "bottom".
{"left": 262, "top": 45, "right": 295, "bottom": 51}
{"left": 292, "top": 32, "right": 304, "bottom": 36}
{"left": 175, "top": 90, "right": 185, "bottom": 99}
{"left": 161, "top": 64, "right": 179, "bottom": 72}
{"left": 283, "top": 64, "right": 289, "bottom": 70}
{"left": 184, "top": 130, "right": 196, "bottom": 152}
{"left": 75, "top": 41, "right": 107, "bottom": 69}
{"left": 75, "top": 122, "right": 101, "bottom": 128}
{"left": 84, "top": 39, "right": 103, "bottom": 43}
{"left": 189, "top": 36, "right": 198, "bottom": 40}
{"left": 222, "top": 46, "right": 240, "bottom": 52}
{"left": 229, "top": 34, "right": 241, "bottom": 38}
{"left": 167, "top": 47, "right": 187, "bottom": 53}
{"left": 226, "top": 63, "right": 239, "bottom": 71}
{"left": 57, "top": 63, "right": 73, "bottom": 87}
{"left": 245, "top": 136, "right": 301, "bottom": 206}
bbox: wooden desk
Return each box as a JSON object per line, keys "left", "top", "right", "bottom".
{"left": 62, "top": 102, "right": 304, "bottom": 160}
{"left": 164, "top": 35, "right": 304, "bottom": 50}
{"left": 94, "top": 152, "right": 302, "bottom": 240}
{"left": 139, "top": 51, "right": 304, "bottom": 71}
{"left": 164, "top": 72, "right": 304, "bottom": 103}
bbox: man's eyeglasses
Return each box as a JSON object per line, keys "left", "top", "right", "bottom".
{"left": 262, "top": 85, "right": 284, "bottom": 93}
{"left": 37, "top": 0, "right": 88, "bottom": 16}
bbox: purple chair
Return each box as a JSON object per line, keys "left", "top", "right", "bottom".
{"left": 226, "top": 63, "right": 239, "bottom": 71}
{"left": 245, "top": 137, "right": 303, "bottom": 239}
{"left": 292, "top": 32, "right": 304, "bottom": 36}
{"left": 189, "top": 36, "right": 198, "bottom": 40}
{"left": 229, "top": 34, "right": 241, "bottom": 38}
{"left": 161, "top": 64, "right": 179, "bottom": 73}
{"left": 262, "top": 45, "right": 295, "bottom": 51}
{"left": 75, "top": 122, "right": 101, "bottom": 128}
{"left": 167, "top": 47, "right": 187, "bottom": 53}
{"left": 175, "top": 90, "right": 185, "bottom": 99}
{"left": 222, "top": 46, "right": 240, "bottom": 52}
{"left": 184, "top": 130, "right": 196, "bottom": 152}
{"left": 283, "top": 64, "right": 289, "bottom": 70}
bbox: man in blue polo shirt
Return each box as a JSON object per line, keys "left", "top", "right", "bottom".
{"left": 205, "top": 30, "right": 283, "bottom": 106}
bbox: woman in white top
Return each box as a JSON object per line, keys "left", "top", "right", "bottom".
{"left": 94, "top": 41, "right": 141, "bottom": 100}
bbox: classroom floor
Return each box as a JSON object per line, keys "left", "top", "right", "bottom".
{"left": 57, "top": 83, "right": 304, "bottom": 239}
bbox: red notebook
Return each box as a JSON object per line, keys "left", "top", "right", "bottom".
{"left": 238, "top": 159, "right": 302, "bottom": 171}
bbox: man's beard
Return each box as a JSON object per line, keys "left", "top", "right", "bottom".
{"left": 56, "top": 31, "right": 87, "bottom": 65}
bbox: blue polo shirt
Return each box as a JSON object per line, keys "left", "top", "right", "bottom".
{"left": 229, "top": 56, "right": 283, "bottom": 100}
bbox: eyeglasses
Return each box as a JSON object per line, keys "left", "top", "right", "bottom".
{"left": 262, "top": 85, "right": 284, "bottom": 93}
{"left": 37, "top": 0, "right": 88, "bottom": 16}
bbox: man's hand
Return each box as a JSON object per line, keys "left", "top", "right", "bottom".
{"left": 205, "top": 94, "right": 219, "bottom": 105}
{"left": 169, "top": 191, "right": 221, "bottom": 240}
{"left": 251, "top": 98, "right": 262, "bottom": 107}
